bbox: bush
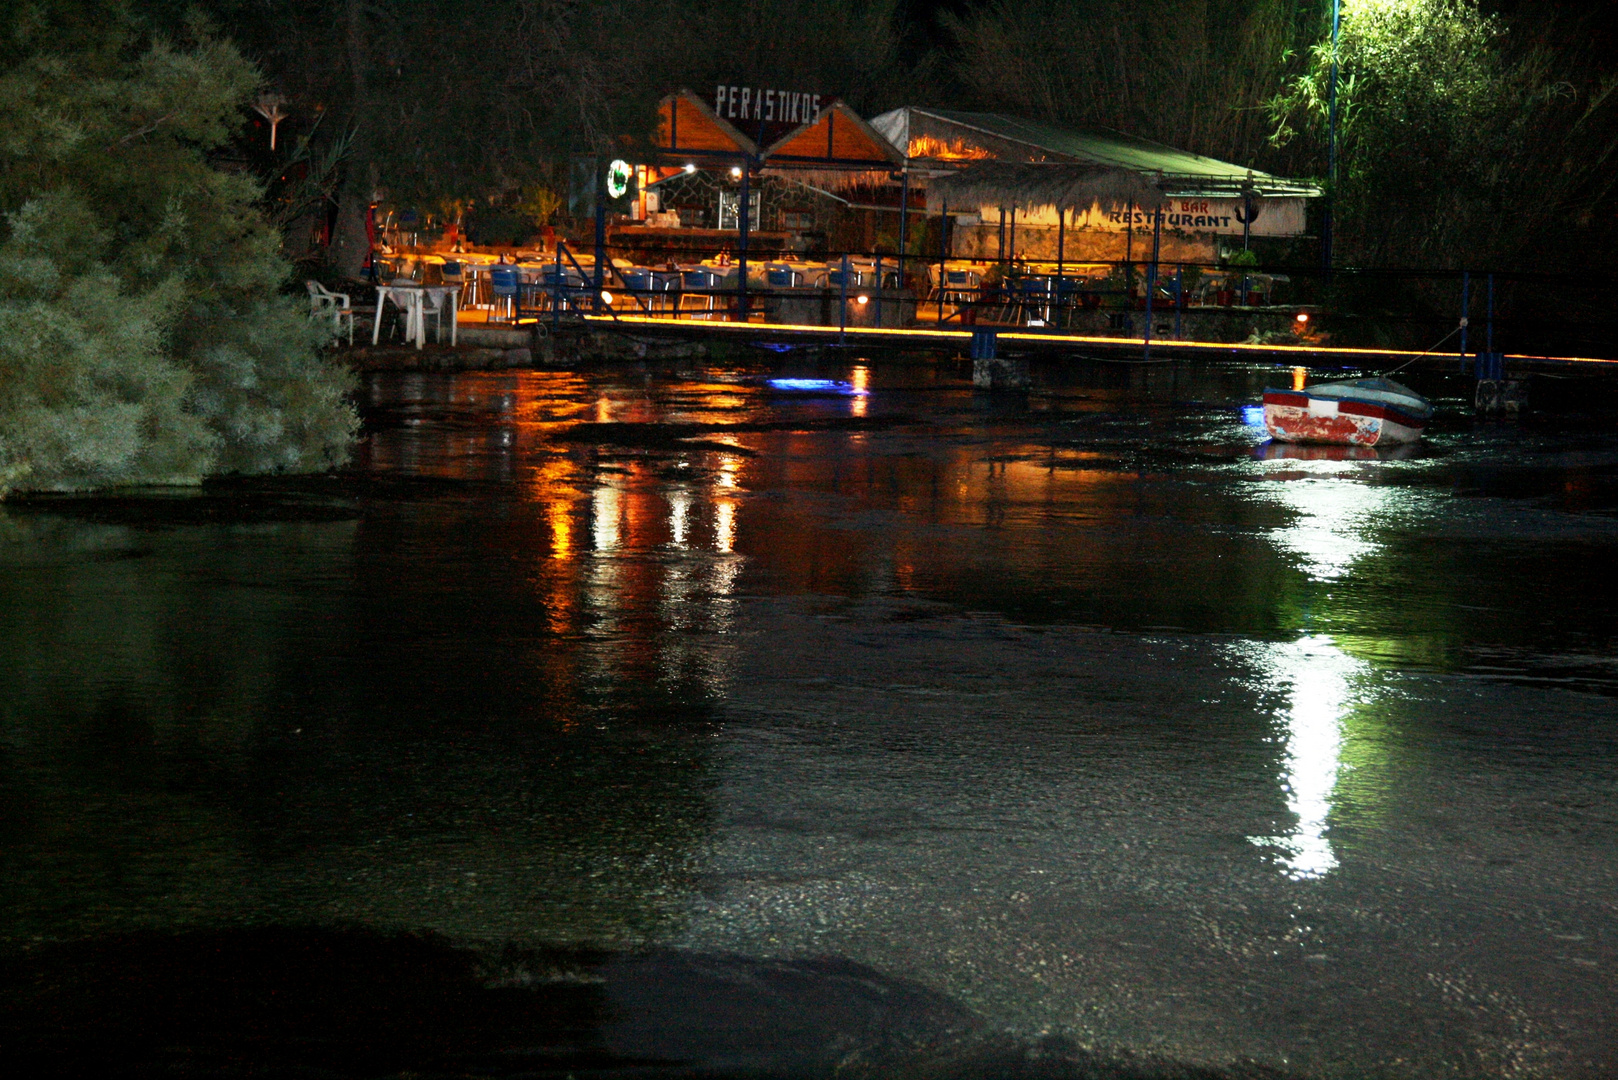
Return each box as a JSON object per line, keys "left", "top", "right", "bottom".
{"left": 0, "top": 32, "right": 356, "bottom": 496}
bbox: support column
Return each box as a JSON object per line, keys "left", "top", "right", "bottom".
{"left": 897, "top": 168, "right": 909, "bottom": 322}
{"left": 1143, "top": 206, "right": 1162, "bottom": 362}
{"left": 1459, "top": 270, "right": 1470, "bottom": 370}
{"left": 593, "top": 164, "right": 607, "bottom": 315}
{"left": 738, "top": 160, "right": 751, "bottom": 321}
{"left": 1056, "top": 206, "right": 1066, "bottom": 327}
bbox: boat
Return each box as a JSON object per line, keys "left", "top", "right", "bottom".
{"left": 1262, "top": 376, "right": 1433, "bottom": 447}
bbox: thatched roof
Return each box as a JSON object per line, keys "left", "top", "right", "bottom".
{"left": 926, "top": 161, "right": 1168, "bottom": 213}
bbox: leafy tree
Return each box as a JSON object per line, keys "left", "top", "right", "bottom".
{"left": 187, "top": 0, "right": 907, "bottom": 276}
{"left": 1268, "top": 0, "right": 1618, "bottom": 269}
{"left": 944, "top": 0, "right": 1318, "bottom": 167}
{"left": 0, "top": 24, "right": 356, "bottom": 495}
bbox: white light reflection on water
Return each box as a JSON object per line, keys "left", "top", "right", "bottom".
{"left": 592, "top": 482, "right": 622, "bottom": 552}
{"left": 715, "top": 502, "right": 736, "bottom": 554}
{"left": 714, "top": 455, "right": 741, "bottom": 554}
{"left": 1250, "top": 462, "right": 1384, "bottom": 878}
{"left": 1260, "top": 461, "right": 1401, "bottom": 581}
{"left": 1243, "top": 634, "right": 1364, "bottom": 880}
{"left": 668, "top": 488, "right": 692, "bottom": 549}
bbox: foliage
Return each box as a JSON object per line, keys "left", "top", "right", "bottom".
{"left": 0, "top": 193, "right": 212, "bottom": 491}
{"left": 171, "top": 0, "right": 908, "bottom": 273}
{"left": 0, "top": 27, "right": 356, "bottom": 495}
{"left": 1267, "top": 0, "right": 1618, "bottom": 268}
{"left": 944, "top": 0, "right": 1319, "bottom": 166}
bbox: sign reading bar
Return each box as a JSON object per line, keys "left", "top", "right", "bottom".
{"left": 716, "top": 85, "right": 821, "bottom": 125}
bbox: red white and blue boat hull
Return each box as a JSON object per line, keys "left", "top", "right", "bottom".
{"left": 1262, "top": 380, "right": 1431, "bottom": 447}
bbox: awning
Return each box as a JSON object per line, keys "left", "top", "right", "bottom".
{"left": 869, "top": 106, "right": 1322, "bottom": 203}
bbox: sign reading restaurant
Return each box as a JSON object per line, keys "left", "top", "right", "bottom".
{"left": 715, "top": 84, "right": 822, "bottom": 125}
{"left": 1074, "top": 197, "right": 1306, "bottom": 238}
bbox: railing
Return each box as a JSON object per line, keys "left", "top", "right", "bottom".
{"left": 399, "top": 239, "right": 1615, "bottom": 360}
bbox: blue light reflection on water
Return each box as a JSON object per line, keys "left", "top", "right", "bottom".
{"left": 1241, "top": 404, "right": 1267, "bottom": 429}
{"left": 766, "top": 378, "right": 868, "bottom": 396}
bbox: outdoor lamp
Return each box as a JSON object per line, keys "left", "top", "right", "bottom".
{"left": 1296, "top": 312, "right": 1310, "bottom": 325}
{"left": 600, "top": 291, "right": 614, "bottom": 306}
{"left": 683, "top": 163, "right": 696, "bottom": 173}
{"left": 730, "top": 166, "right": 743, "bottom": 178}
{"left": 855, "top": 294, "right": 870, "bottom": 306}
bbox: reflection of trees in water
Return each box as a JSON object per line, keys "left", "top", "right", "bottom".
{"left": 0, "top": 493, "right": 723, "bottom": 947}
{"left": 0, "top": 512, "right": 359, "bottom": 938}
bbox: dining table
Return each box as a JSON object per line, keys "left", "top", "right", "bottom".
{"left": 373, "top": 282, "right": 460, "bottom": 349}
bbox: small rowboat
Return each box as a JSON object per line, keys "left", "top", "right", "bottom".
{"left": 1262, "top": 376, "right": 1433, "bottom": 447}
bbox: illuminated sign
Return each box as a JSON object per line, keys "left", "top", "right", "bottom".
{"left": 606, "top": 159, "right": 632, "bottom": 199}
{"left": 1014, "top": 197, "right": 1307, "bottom": 238}
{"left": 715, "top": 85, "right": 821, "bottom": 125}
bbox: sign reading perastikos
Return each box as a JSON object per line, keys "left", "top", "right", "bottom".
{"left": 715, "top": 85, "right": 822, "bottom": 125}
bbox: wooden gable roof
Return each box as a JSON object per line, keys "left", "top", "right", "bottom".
{"left": 656, "top": 90, "right": 759, "bottom": 158}
{"left": 762, "top": 101, "right": 903, "bottom": 168}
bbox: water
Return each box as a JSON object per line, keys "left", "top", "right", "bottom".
{"left": 2, "top": 355, "right": 1615, "bottom": 1078}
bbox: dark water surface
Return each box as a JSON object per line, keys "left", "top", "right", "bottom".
{"left": 2, "top": 356, "right": 1615, "bottom": 1078}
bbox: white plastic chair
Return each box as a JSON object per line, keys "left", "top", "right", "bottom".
{"left": 306, "top": 281, "right": 354, "bottom": 344}
{"left": 419, "top": 288, "right": 446, "bottom": 343}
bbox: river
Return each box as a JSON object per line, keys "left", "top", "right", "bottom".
{"left": 1, "top": 354, "right": 1613, "bottom": 1078}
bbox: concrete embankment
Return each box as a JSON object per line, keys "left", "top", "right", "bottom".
{"left": 343, "top": 324, "right": 709, "bottom": 372}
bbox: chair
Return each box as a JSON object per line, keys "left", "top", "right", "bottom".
{"left": 679, "top": 268, "right": 724, "bottom": 318}
{"left": 621, "top": 269, "right": 675, "bottom": 314}
{"left": 419, "top": 288, "right": 446, "bottom": 343}
{"left": 306, "top": 281, "right": 353, "bottom": 344}
{"left": 937, "top": 268, "right": 981, "bottom": 317}
{"left": 766, "top": 265, "right": 804, "bottom": 288}
{"left": 489, "top": 267, "right": 521, "bottom": 322}
{"left": 439, "top": 260, "right": 468, "bottom": 307}
{"left": 539, "top": 266, "right": 587, "bottom": 313}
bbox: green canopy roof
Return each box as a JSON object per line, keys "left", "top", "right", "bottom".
{"left": 869, "top": 107, "right": 1321, "bottom": 199}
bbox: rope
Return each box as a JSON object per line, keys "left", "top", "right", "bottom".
{"left": 1384, "top": 322, "right": 1463, "bottom": 376}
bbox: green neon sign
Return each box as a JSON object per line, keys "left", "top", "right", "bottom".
{"left": 606, "top": 159, "right": 632, "bottom": 200}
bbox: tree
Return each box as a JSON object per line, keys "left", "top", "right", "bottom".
{"left": 944, "top": 0, "right": 1318, "bottom": 167}
{"left": 191, "top": 0, "right": 908, "bottom": 277}
{"left": 0, "top": 23, "right": 357, "bottom": 495}
{"left": 1268, "top": 0, "right": 1618, "bottom": 269}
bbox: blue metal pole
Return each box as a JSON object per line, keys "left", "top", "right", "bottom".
{"left": 1324, "top": 0, "right": 1340, "bottom": 277}
{"left": 593, "top": 169, "right": 607, "bottom": 316}
{"left": 897, "top": 169, "right": 908, "bottom": 322}
{"left": 553, "top": 243, "right": 562, "bottom": 332}
{"left": 1174, "top": 265, "right": 1182, "bottom": 341}
{"left": 875, "top": 255, "right": 883, "bottom": 327}
{"left": 1460, "top": 271, "right": 1470, "bottom": 370}
{"left": 1143, "top": 206, "right": 1162, "bottom": 362}
{"left": 737, "top": 160, "right": 750, "bottom": 321}
{"left": 1487, "top": 273, "right": 1495, "bottom": 356}
{"left": 839, "top": 252, "right": 850, "bottom": 345}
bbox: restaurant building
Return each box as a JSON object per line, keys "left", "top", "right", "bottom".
{"left": 383, "top": 88, "right": 1325, "bottom": 334}
{"left": 609, "top": 90, "right": 1319, "bottom": 270}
